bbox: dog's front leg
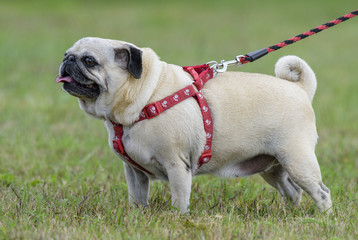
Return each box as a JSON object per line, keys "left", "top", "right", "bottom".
{"left": 166, "top": 163, "right": 192, "bottom": 213}
{"left": 123, "top": 162, "right": 150, "bottom": 207}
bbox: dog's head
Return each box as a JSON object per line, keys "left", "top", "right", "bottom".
{"left": 56, "top": 37, "right": 148, "bottom": 121}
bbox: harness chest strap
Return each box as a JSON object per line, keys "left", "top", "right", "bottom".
{"left": 112, "top": 64, "right": 214, "bottom": 175}
{"left": 112, "top": 124, "right": 153, "bottom": 175}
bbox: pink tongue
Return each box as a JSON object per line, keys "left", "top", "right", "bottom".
{"left": 56, "top": 76, "right": 73, "bottom": 83}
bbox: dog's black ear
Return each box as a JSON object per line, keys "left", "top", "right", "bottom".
{"left": 114, "top": 45, "right": 143, "bottom": 79}
{"left": 127, "top": 46, "right": 143, "bottom": 79}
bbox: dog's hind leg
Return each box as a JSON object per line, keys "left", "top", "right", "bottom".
{"left": 278, "top": 144, "right": 332, "bottom": 213}
{"left": 260, "top": 163, "right": 303, "bottom": 206}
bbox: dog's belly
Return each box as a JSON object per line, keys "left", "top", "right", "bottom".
{"left": 214, "top": 154, "right": 276, "bottom": 178}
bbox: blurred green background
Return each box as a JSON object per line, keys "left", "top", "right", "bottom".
{"left": 0, "top": 0, "right": 357, "bottom": 239}
{"left": 2, "top": 0, "right": 356, "bottom": 178}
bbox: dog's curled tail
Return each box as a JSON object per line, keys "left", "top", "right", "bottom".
{"left": 275, "top": 55, "right": 317, "bottom": 102}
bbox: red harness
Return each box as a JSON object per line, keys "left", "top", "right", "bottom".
{"left": 112, "top": 64, "right": 214, "bottom": 176}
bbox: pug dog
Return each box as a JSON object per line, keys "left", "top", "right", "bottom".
{"left": 56, "top": 37, "right": 332, "bottom": 213}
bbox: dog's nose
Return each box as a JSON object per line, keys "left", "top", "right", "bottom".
{"left": 63, "top": 54, "right": 75, "bottom": 63}
{"left": 67, "top": 55, "right": 75, "bottom": 62}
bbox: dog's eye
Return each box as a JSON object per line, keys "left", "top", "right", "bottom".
{"left": 83, "top": 57, "right": 97, "bottom": 67}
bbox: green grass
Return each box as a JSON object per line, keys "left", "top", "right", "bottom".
{"left": 1, "top": 0, "right": 357, "bottom": 239}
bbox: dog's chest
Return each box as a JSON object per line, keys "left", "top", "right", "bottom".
{"left": 105, "top": 120, "right": 170, "bottom": 179}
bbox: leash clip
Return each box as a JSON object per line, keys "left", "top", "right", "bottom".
{"left": 207, "top": 55, "right": 245, "bottom": 74}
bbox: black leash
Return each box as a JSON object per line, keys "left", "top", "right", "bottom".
{"left": 209, "top": 9, "right": 358, "bottom": 73}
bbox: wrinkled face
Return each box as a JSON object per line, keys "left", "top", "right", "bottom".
{"left": 58, "top": 50, "right": 101, "bottom": 99}
{"left": 56, "top": 37, "right": 143, "bottom": 117}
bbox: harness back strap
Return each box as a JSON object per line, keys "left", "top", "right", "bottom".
{"left": 182, "top": 64, "right": 214, "bottom": 90}
{"left": 112, "top": 64, "right": 214, "bottom": 174}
